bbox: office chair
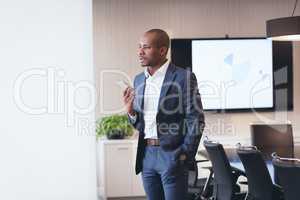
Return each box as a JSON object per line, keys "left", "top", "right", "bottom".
{"left": 186, "top": 159, "right": 214, "bottom": 200}
{"left": 237, "top": 146, "right": 283, "bottom": 200}
{"left": 250, "top": 123, "right": 294, "bottom": 158}
{"left": 203, "top": 140, "right": 246, "bottom": 200}
{"left": 272, "top": 153, "right": 300, "bottom": 200}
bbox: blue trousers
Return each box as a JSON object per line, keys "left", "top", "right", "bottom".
{"left": 142, "top": 146, "right": 188, "bottom": 200}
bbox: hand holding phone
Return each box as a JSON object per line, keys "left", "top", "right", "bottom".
{"left": 119, "top": 80, "right": 135, "bottom": 115}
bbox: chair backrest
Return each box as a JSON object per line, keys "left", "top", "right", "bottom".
{"left": 250, "top": 123, "right": 294, "bottom": 158}
{"left": 237, "top": 147, "right": 274, "bottom": 200}
{"left": 203, "top": 140, "right": 234, "bottom": 200}
{"left": 273, "top": 155, "right": 300, "bottom": 200}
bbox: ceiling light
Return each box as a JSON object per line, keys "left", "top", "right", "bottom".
{"left": 266, "top": 0, "right": 300, "bottom": 41}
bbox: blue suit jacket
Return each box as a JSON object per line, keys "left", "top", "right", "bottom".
{"left": 129, "top": 63, "right": 205, "bottom": 174}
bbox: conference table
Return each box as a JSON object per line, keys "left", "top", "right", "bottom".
{"left": 198, "top": 146, "right": 300, "bottom": 184}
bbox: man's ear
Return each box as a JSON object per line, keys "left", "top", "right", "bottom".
{"left": 160, "top": 46, "right": 168, "bottom": 57}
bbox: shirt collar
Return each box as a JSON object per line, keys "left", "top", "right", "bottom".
{"left": 144, "top": 59, "right": 170, "bottom": 79}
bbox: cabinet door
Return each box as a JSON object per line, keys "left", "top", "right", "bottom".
{"left": 131, "top": 144, "right": 146, "bottom": 196}
{"left": 105, "top": 144, "right": 133, "bottom": 197}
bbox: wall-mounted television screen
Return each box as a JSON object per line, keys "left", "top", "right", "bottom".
{"left": 171, "top": 38, "right": 293, "bottom": 112}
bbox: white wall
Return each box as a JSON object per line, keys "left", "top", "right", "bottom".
{"left": 0, "top": 1, "right": 97, "bottom": 200}
{"left": 94, "top": 0, "right": 300, "bottom": 145}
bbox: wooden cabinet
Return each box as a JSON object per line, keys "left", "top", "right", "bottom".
{"left": 97, "top": 139, "right": 145, "bottom": 199}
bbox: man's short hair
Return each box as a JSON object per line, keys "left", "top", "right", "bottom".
{"left": 146, "top": 29, "right": 170, "bottom": 49}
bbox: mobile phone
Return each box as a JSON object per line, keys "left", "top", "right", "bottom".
{"left": 117, "top": 80, "right": 132, "bottom": 90}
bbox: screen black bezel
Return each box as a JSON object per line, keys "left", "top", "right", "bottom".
{"left": 170, "top": 37, "right": 293, "bottom": 113}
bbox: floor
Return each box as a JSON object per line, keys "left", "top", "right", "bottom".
{"left": 109, "top": 198, "right": 146, "bottom": 200}
{"left": 100, "top": 197, "right": 146, "bottom": 200}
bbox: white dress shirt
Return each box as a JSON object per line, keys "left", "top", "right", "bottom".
{"left": 129, "top": 60, "right": 170, "bottom": 139}
{"left": 143, "top": 60, "right": 169, "bottom": 139}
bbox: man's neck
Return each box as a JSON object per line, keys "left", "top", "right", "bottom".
{"left": 147, "top": 59, "right": 168, "bottom": 76}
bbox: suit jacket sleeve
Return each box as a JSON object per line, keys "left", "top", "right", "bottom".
{"left": 180, "top": 71, "right": 205, "bottom": 160}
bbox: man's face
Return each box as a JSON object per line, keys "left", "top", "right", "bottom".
{"left": 138, "top": 33, "right": 163, "bottom": 67}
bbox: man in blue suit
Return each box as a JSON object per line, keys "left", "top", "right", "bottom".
{"left": 123, "top": 29, "right": 205, "bottom": 200}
